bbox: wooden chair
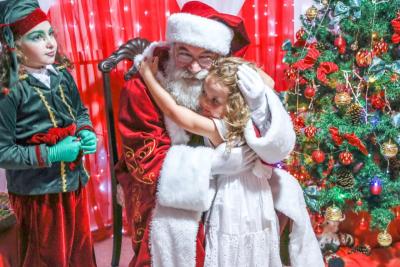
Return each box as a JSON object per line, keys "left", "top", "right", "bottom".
{"left": 98, "top": 37, "right": 150, "bottom": 267}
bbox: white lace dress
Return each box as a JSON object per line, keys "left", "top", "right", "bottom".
{"left": 204, "top": 119, "right": 282, "bottom": 267}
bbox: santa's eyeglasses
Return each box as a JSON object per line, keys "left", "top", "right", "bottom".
{"left": 175, "top": 51, "right": 217, "bottom": 69}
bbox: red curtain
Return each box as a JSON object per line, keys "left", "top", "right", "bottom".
{"left": 48, "top": 0, "right": 294, "bottom": 239}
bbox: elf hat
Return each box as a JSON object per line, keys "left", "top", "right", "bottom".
{"left": 166, "top": 1, "right": 250, "bottom": 56}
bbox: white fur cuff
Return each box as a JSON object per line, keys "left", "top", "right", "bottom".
{"left": 158, "top": 145, "right": 214, "bottom": 212}
{"left": 245, "top": 86, "right": 296, "bottom": 164}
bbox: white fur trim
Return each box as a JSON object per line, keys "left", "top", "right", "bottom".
{"left": 269, "top": 169, "right": 324, "bottom": 267}
{"left": 133, "top": 41, "right": 169, "bottom": 69}
{"left": 164, "top": 116, "right": 190, "bottom": 145}
{"left": 150, "top": 205, "right": 201, "bottom": 267}
{"left": 244, "top": 86, "right": 296, "bottom": 164}
{"left": 167, "top": 13, "right": 233, "bottom": 55}
{"left": 157, "top": 145, "right": 215, "bottom": 212}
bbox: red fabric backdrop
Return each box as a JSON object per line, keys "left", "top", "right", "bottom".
{"left": 47, "top": 0, "right": 294, "bottom": 238}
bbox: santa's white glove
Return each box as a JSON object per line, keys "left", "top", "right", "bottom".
{"left": 211, "top": 143, "right": 258, "bottom": 176}
{"left": 237, "top": 65, "right": 269, "bottom": 133}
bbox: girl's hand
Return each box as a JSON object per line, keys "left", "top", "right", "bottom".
{"left": 138, "top": 57, "right": 159, "bottom": 78}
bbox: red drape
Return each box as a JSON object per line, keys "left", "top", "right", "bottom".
{"left": 48, "top": 0, "right": 294, "bottom": 239}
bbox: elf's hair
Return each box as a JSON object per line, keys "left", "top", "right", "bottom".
{"left": 207, "top": 57, "right": 252, "bottom": 147}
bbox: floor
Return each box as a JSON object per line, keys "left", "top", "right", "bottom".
{"left": 94, "top": 236, "right": 132, "bottom": 267}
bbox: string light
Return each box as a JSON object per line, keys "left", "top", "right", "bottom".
{"left": 99, "top": 182, "right": 106, "bottom": 192}
{"left": 144, "top": 10, "right": 148, "bottom": 16}
{"left": 124, "top": 5, "right": 129, "bottom": 12}
{"left": 135, "top": 23, "right": 142, "bottom": 32}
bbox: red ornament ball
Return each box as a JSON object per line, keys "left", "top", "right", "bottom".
{"left": 292, "top": 115, "right": 305, "bottom": 128}
{"left": 304, "top": 86, "right": 316, "bottom": 99}
{"left": 339, "top": 151, "right": 353, "bottom": 165}
{"left": 285, "top": 67, "right": 298, "bottom": 81}
{"left": 334, "top": 35, "right": 347, "bottom": 54}
{"left": 312, "top": 150, "right": 325, "bottom": 164}
{"left": 1, "top": 87, "right": 10, "bottom": 95}
{"left": 356, "top": 199, "right": 363, "bottom": 206}
{"left": 373, "top": 39, "right": 388, "bottom": 56}
{"left": 304, "top": 126, "right": 317, "bottom": 138}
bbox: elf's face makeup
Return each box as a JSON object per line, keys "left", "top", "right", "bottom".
{"left": 17, "top": 21, "right": 57, "bottom": 68}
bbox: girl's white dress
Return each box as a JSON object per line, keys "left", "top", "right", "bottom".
{"left": 204, "top": 119, "right": 283, "bottom": 267}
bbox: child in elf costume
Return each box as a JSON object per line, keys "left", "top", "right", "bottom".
{"left": 0, "top": 1, "right": 97, "bottom": 266}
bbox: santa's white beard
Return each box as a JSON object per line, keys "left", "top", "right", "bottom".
{"left": 159, "top": 57, "right": 208, "bottom": 111}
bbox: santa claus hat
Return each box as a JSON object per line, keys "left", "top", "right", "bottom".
{"left": 166, "top": 1, "right": 250, "bottom": 56}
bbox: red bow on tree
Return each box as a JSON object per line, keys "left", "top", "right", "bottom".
{"left": 391, "top": 13, "right": 400, "bottom": 44}
{"left": 329, "top": 127, "right": 368, "bottom": 155}
{"left": 317, "top": 62, "right": 339, "bottom": 85}
{"left": 293, "top": 47, "right": 320, "bottom": 70}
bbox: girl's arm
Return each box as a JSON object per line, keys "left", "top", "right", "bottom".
{"left": 139, "top": 57, "right": 223, "bottom": 146}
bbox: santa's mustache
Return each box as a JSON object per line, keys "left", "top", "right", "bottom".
{"left": 180, "top": 69, "right": 208, "bottom": 80}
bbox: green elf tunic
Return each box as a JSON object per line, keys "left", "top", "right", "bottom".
{"left": 0, "top": 64, "right": 93, "bottom": 195}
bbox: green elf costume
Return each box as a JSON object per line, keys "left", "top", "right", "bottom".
{"left": 0, "top": 1, "right": 97, "bottom": 266}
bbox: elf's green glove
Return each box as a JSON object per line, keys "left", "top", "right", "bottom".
{"left": 78, "top": 130, "right": 97, "bottom": 155}
{"left": 48, "top": 136, "right": 81, "bottom": 163}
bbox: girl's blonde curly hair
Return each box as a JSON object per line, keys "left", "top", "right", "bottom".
{"left": 207, "top": 57, "right": 253, "bottom": 147}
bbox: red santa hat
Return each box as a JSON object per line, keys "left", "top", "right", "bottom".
{"left": 166, "top": 1, "right": 250, "bottom": 56}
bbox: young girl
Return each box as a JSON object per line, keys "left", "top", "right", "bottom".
{"left": 0, "top": 1, "right": 97, "bottom": 266}
{"left": 139, "top": 56, "right": 282, "bottom": 266}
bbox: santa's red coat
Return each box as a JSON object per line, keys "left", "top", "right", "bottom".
{"left": 115, "top": 76, "right": 205, "bottom": 267}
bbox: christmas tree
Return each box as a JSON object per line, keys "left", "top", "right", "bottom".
{"left": 282, "top": 0, "right": 400, "bottom": 251}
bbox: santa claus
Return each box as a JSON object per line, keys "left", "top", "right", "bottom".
{"left": 115, "top": 1, "right": 323, "bottom": 267}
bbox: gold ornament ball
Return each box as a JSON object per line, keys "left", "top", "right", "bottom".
{"left": 377, "top": 231, "right": 392, "bottom": 247}
{"left": 321, "top": 0, "right": 329, "bottom": 6}
{"left": 381, "top": 141, "right": 398, "bottom": 158}
{"left": 306, "top": 6, "right": 318, "bottom": 20}
{"left": 325, "top": 205, "right": 345, "bottom": 222}
{"left": 371, "top": 32, "right": 379, "bottom": 43}
{"left": 334, "top": 92, "right": 352, "bottom": 107}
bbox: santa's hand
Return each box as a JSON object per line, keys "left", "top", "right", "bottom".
{"left": 211, "top": 143, "right": 257, "bottom": 176}
{"left": 237, "top": 64, "right": 267, "bottom": 112}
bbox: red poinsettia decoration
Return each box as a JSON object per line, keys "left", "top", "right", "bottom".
{"left": 316, "top": 62, "right": 339, "bottom": 84}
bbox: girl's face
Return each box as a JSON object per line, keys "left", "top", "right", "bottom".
{"left": 17, "top": 21, "right": 57, "bottom": 68}
{"left": 199, "top": 75, "right": 229, "bottom": 118}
